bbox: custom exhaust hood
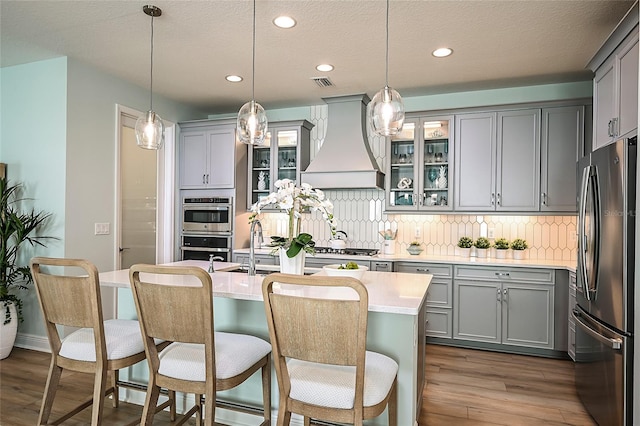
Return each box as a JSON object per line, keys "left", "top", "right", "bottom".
{"left": 301, "top": 94, "right": 385, "bottom": 190}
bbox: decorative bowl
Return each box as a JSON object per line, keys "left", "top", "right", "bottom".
{"left": 407, "top": 245, "right": 424, "bottom": 255}
{"left": 323, "top": 264, "right": 368, "bottom": 280}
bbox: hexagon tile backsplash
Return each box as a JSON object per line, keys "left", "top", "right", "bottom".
{"left": 256, "top": 189, "right": 578, "bottom": 262}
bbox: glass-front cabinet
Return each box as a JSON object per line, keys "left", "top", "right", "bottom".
{"left": 247, "top": 120, "right": 313, "bottom": 208}
{"left": 387, "top": 115, "right": 453, "bottom": 211}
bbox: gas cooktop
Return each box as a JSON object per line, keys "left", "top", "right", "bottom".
{"left": 313, "top": 247, "right": 379, "bottom": 256}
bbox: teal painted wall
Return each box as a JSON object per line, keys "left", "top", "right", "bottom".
{"left": 0, "top": 57, "right": 68, "bottom": 336}
{"left": 1, "top": 56, "right": 207, "bottom": 342}
{"left": 208, "top": 81, "right": 593, "bottom": 121}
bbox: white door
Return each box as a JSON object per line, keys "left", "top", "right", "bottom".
{"left": 116, "top": 105, "right": 175, "bottom": 270}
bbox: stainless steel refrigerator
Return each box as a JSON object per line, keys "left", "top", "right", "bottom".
{"left": 574, "top": 136, "right": 636, "bottom": 426}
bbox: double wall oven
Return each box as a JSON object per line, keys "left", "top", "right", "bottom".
{"left": 181, "top": 197, "right": 233, "bottom": 262}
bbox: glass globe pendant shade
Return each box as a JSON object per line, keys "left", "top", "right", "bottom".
{"left": 135, "top": 110, "right": 165, "bottom": 150}
{"left": 237, "top": 100, "right": 268, "bottom": 145}
{"left": 370, "top": 85, "right": 405, "bottom": 137}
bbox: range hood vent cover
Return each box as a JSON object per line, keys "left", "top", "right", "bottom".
{"left": 301, "top": 94, "right": 385, "bottom": 190}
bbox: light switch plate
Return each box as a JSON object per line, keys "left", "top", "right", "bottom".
{"left": 94, "top": 223, "right": 110, "bottom": 235}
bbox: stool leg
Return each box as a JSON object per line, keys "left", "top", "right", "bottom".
{"left": 388, "top": 377, "right": 398, "bottom": 426}
{"left": 262, "top": 354, "right": 271, "bottom": 424}
{"left": 91, "top": 366, "right": 108, "bottom": 425}
{"left": 111, "top": 370, "right": 119, "bottom": 408}
{"left": 276, "top": 393, "right": 290, "bottom": 426}
{"left": 140, "top": 381, "right": 160, "bottom": 425}
{"left": 38, "top": 360, "right": 62, "bottom": 425}
{"left": 195, "top": 393, "right": 203, "bottom": 426}
{"left": 169, "top": 389, "right": 176, "bottom": 421}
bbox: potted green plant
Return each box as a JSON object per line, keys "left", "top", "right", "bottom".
{"left": 493, "top": 238, "right": 510, "bottom": 259}
{"left": 457, "top": 236, "right": 473, "bottom": 257}
{"left": 407, "top": 241, "right": 424, "bottom": 256}
{"left": 474, "top": 237, "right": 491, "bottom": 258}
{"left": 510, "top": 238, "right": 528, "bottom": 260}
{"left": 1, "top": 177, "right": 53, "bottom": 359}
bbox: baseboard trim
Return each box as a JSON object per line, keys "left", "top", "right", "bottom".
{"left": 15, "top": 333, "right": 50, "bottom": 353}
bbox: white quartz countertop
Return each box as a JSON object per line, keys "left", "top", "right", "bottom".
{"left": 234, "top": 248, "right": 576, "bottom": 272}
{"left": 99, "top": 260, "right": 430, "bottom": 316}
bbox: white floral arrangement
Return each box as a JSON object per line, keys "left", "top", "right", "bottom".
{"left": 249, "top": 179, "right": 337, "bottom": 258}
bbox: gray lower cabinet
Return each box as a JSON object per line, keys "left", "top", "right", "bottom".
{"left": 453, "top": 265, "right": 555, "bottom": 349}
{"left": 568, "top": 271, "right": 577, "bottom": 360}
{"left": 370, "top": 260, "right": 394, "bottom": 272}
{"left": 232, "top": 253, "right": 277, "bottom": 270}
{"left": 396, "top": 262, "right": 452, "bottom": 338}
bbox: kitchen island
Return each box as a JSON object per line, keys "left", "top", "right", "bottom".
{"left": 99, "top": 260, "right": 430, "bottom": 426}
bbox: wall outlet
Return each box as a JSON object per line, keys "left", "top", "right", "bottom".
{"left": 488, "top": 227, "right": 495, "bottom": 239}
{"left": 94, "top": 223, "right": 110, "bottom": 235}
{"left": 414, "top": 227, "right": 421, "bottom": 239}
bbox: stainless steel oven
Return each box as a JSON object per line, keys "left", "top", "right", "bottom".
{"left": 182, "top": 197, "right": 233, "bottom": 234}
{"left": 181, "top": 235, "right": 231, "bottom": 262}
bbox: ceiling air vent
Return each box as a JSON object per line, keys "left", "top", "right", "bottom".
{"left": 311, "top": 76, "right": 334, "bottom": 88}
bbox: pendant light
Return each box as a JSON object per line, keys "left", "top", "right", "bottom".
{"left": 369, "top": 0, "right": 405, "bottom": 137}
{"left": 135, "top": 5, "right": 165, "bottom": 150}
{"left": 237, "top": 0, "right": 268, "bottom": 145}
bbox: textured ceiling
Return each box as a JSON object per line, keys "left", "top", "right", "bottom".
{"left": 0, "top": 0, "right": 635, "bottom": 114}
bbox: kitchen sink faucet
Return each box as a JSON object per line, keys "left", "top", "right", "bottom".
{"left": 249, "top": 219, "right": 263, "bottom": 276}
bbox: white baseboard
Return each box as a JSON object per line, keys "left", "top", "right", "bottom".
{"left": 15, "top": 333, "right": 50, "bottom": 352}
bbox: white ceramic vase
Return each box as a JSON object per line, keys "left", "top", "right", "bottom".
{"left": 0, "top": 302, "right": 18, "bottom": 360}
{"left": 279, "top": 248, "right": 306, "bottom": 274}
{"left": 512, "top": 250, "right": 526, "bottom": 260}
{"left": 495, "top": 249, "right": 508, "bottom": 259}
{"left": 476, "top": 248, "right": 488, "bottom": 258}
{"left": 457, "top": 247, "right": 471, "bottom": 257}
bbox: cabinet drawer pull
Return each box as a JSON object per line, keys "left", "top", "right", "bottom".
{"left": 416, "top": 268, "right": 430, "bottom": 272}
{"left": 541, "top": 192, "right": 547, "bottom": 206}
{"left": 497, "top": 288, "right": 501, "bottom": 301}
{"left": 494, "top": 272, "right": 511, "bottom": 277}
{"left": 202, "top": 174, "right": 206, "bottom": 184}
{"left": 375, "top": 263, "right": 389, "bottom": 269}
{"left": 491, "top": 193, "right": 495, "bottom": 205}
{"left": 497, "top": 192, "right": 501, "bottom": 206}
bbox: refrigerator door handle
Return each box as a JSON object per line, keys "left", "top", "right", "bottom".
{"left": 572, "top": 309, "right": 623, "bottom": 350}
{"left": 578, "top": 166, "right": 591, "bottom": 299}
{"left": 589, "top": 167, "right": 601, "bottom": 300}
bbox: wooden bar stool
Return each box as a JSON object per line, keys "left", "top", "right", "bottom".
{"left": 129, "top": 263, "right": 272, "bottom": 425}
{"left": 262, "top": 273, "right": 398, "bottom": 426}
{"left": 30, "top": 257, "right": 171, "bottom": 426}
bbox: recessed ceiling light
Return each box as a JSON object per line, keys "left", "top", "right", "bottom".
{"left": 273, "top": 16, "right": 296, "bottom": 29}
{"left": 432, "top": 47, "right": 453, "bottom": 58}
{"left": 226, "top": 75, "right": 243, "bottom": 83}
{"left": 316, "top": 64, "right": 334, "bottom": 72}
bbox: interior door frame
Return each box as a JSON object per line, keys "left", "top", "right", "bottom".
{"left": 115, "top": 104, "right": 175, "bottom": 270}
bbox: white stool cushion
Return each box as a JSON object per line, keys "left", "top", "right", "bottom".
{"left": 59, "top": 319, "right": 146, "bottom": 361}
{"left": 287, "top": 351, "right": 398, "bottom": 409}
{"left": 158, "top": 332, "right": 271, "bottom": 382}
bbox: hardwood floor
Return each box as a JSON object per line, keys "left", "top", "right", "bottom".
{"left": 422, "top": 344, "right": 596, "bottom": 426}
{"left": 0, "top": 344, "right": 596, "bottom": 425}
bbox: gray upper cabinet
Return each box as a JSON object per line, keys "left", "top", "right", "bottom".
{"left": 454, "top": 112, "right": 496, "bottom": 211}
{"left": 455, "top": 109, "right": 540, "bottom": 212}
{"left": 179, "top": 120, "right": 238, "bottom": 189}
{"left": 387, "top": 115, "right": 454, "bottom": 211}
{"left": 591, "top": 25, "right": 638, "bottom": 150}
{"left": 541, "top": 106, "right": 584, "bottom": 212}
{"left": 247, "top": 120, "right": 312, "bottom": 208}
{"left": 496, "top": 109, "right": 540, "bottom": 211}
